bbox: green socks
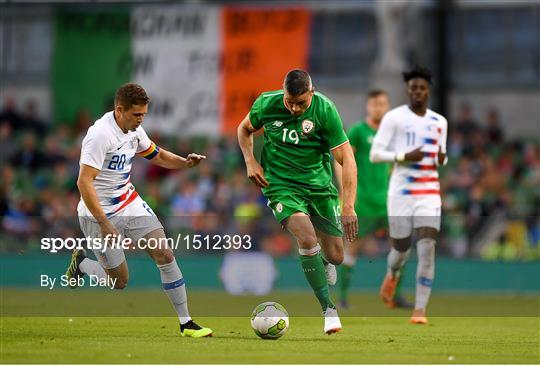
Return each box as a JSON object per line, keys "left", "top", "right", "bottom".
{"left": 300, "top": 252, "right": 335, "bottom": 310}
{"left": 337, "top": 264, "right": 354, "bottom": 302}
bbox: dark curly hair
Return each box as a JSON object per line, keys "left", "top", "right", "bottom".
{"left": 402, "top": 65, "right": 433, "bottom": 84}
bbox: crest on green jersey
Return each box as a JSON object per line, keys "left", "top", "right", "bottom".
{"left": 302, "top": 120, "right": 314, "bottom": 135}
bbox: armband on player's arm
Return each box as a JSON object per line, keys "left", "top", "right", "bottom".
{"left": 137, "top": 142, "right": 160, "bottom": 160}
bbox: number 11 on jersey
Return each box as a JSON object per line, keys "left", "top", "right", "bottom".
{"left": 406, "top": 131, "right": 416, "bottom": 146}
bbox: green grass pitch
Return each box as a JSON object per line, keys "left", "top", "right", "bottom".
{"left": 1, "top": 290, "right": 539, "bottom": 364}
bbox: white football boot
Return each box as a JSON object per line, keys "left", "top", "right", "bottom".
{"left": 324, "top": 262, "right": 337, "bottom": 285}
{"left": 323, "top": 307, "right": 342, "bottom": 334}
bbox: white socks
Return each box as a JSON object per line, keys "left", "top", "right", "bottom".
{"left": 157, "top": 259, "right": 191, "bottom": 324}
{"left": 79, "top": 258, "right": 107, "bottom": 279}
{"left": 415, "top": 238, "right": 436, "bottom": 311}
{"left": 387, "top": 247, "right": 411, "bottom": 278}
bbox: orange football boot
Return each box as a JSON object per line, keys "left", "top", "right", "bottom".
{"left": 410, "top": 309, "right": 428, "bottom": 324}
{"left": 379, "top": 274, "right": 398, "bottom": 308}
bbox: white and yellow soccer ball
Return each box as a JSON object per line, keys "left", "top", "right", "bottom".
{"left": 251, "top": 301, "right": 289, "bottom": 339}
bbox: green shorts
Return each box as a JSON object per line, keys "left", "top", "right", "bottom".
{"left": 263, "top": 185, "right": 343, "bottom": 237}
{"left": 355, "top": 200, "right": 388, "bottom": 238}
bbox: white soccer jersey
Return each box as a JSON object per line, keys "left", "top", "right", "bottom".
{"left": 78, "top": 111, "right": 159, "bottom": 217}
{"left": 372, "top": 105, "right": 448, "bottom": 200}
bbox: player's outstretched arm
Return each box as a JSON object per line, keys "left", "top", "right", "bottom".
{"left": 149, "top": 148, "right": 206, "bottom": 169}
{"left": 237, "top": 113, "right": 268, "bottom": 188}
{"left": 332, "top": 142, "right": 358, "bottom": 242}
{"left": 77, "top": 164, "right": 119, "bottom": 237}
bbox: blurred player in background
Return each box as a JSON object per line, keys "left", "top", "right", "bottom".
{"left": 238, "top": 69, "right": 358, "bottom": 334}
{"left": 334, "top": 90, "right": 413, "bottom": 309}
{"left": 65, "top": 83, "right": 212, "bottom": 337}
{"left": 370, "top": 66, "right": 448, "bottom": 324}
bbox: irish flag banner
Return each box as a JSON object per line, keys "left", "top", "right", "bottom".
{"left": 53, "top": 5, "right": 310, "bottom": 136}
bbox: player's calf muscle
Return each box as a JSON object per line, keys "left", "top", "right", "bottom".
{"left": 325, "top": 249, "right": 344, "bottom": 265}
{"left": 147, "top": 248, "right": 174, "bottom": 265}
{"left": 105, "top": 263, "right": 129, "bottom": 289}
{"left": 143, "top": 228, "right": 175, "bottom": 264}
{"left": 317, "top": 230, "right": 344, "bottom": 264}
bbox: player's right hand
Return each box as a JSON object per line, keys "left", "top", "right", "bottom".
{"left": 341, "top": 205, "right": 358, "bottom": 243}
{"left": 246, "top": 161, "right": 269, "bottom": 188}
{"left": 404, "top": 146, "right": 424, "bottom": 162}
{"left": 99, "top": 220, "right": 120, "bottom": 245}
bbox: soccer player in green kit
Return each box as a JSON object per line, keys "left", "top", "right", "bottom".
{"left": 238, "top": 69, "right": 358, "bottom": 334}
{"left": 334, "top": 90, "right": 413, "bottom": 309}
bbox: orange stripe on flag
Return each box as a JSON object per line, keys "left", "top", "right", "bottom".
{"left": 220, "top": 7, "right": 311, "bottom": 135}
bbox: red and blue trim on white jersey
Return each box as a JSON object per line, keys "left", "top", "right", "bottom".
{"left": 401, "top": 189, "right": 440, "bottom": 195}
{"left": 406, "top": 176, "right": 439, "bottom": 183}
{"left": 410, "top": 164, "right": 437, "bottom": 171}
{"left": 107, "top": 187, "right": 139, "bottom": 216}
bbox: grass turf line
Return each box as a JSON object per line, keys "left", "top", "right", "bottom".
{"left": 1, "top": 290, "right": 539, "bottom": 363}
{"left": 1, "top": 316, "right": 539, "bottom": 363}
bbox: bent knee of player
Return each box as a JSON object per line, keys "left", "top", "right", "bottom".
{"left": 416, "top": 226, "right": 438, "bottom": 239}
{"left": 149, "top": 248, "right": 175, "bottom": 265}
{"left": 296, "top": 233, "right": 319, "bottom": 249}
{"left": 392, "top": 237, "right": 411, "bottom": 252}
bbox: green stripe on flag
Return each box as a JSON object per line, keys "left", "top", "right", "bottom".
{"left": 52, "top": 7, "right": 132, "bottom": 124}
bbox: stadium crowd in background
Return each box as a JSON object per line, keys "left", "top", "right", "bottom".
{"left": 1, "top": 97, "right": 538, "bottom": 260}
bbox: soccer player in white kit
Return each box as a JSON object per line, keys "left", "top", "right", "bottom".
{"left": 65, "top": 83, "right": 212, "bottom": 337}
{"left": 370, "top": 66, "right": 448, "bottom": 324}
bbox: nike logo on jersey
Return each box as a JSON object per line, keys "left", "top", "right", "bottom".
{"left": 116, "top": 144, "right": 126, "bottom": 150}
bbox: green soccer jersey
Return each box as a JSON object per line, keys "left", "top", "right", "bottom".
{"left": 249, "top": 90, "right": 348, "bottom": 190}
{"left": 347, "top": 121, "right": 390, "bottom": 216}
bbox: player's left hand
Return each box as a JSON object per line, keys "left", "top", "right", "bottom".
{"left": 341, "top": 205, "right": 358, "bottom": 242}
{"left": 185, "top": 153, "right": 206, "bottom": 168}
{"left": 437, "top": 147, "right": 446, "bottom": 166}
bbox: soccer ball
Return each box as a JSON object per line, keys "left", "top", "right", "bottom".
{"left": 251, "top": 302, "right": 289, "bottom": 339}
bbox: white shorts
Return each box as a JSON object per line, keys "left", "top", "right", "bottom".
{"left": 78, "top": 196, "right": 164, "bottom": 269}
{"left": 387, "top": 195, "right": 441, "bottom": 239}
